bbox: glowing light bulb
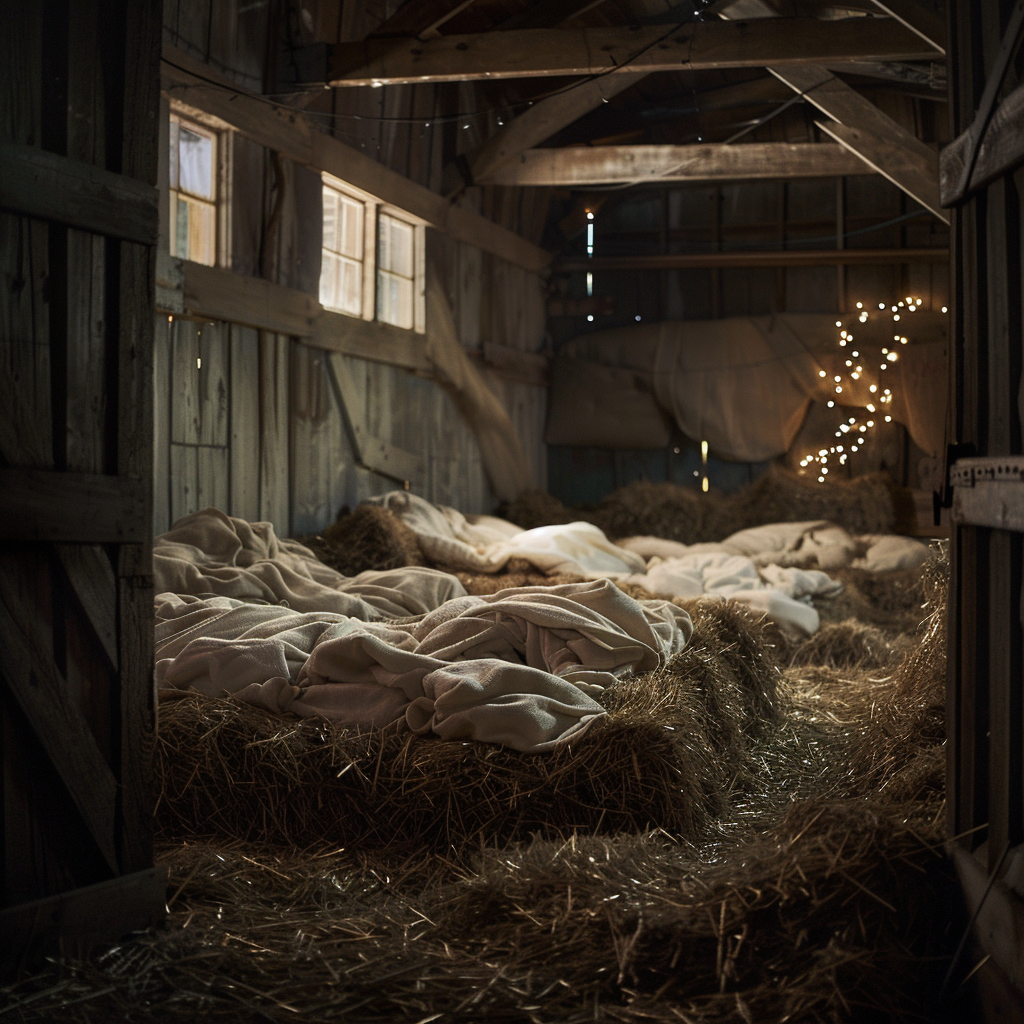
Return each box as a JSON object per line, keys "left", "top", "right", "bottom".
{"left": 893, "top": 314, "right": 900, "bottom": 321}
{"left": 835, "top": 320, "right": 842, "bottom": 327}
{"left": 856, "top": 302, "right": 863, "bottom": 309}
{"left": 835, "top": 386, "right": 842, "bottom": 393}
{"left": 818, "top": 449, "right": 827, "bottom": 457}
{"left": 845, "top": 360, "right": 853, "bottom": 367}
{"left": 869, "top": 384, "right": 877, "bottom": 393}
{"left": 851, "top": 372, "right": 860, "bottom": 379}
{"left": 819, "top": 370, "right": 826, "bottom": 377}
{"left": 879, "top": 303, "right": 886, "bottom": 309}
{"left": 867, "top": 420, "right": 874, "bottom": 427}
{"left": 827, "top": 400, "right": 835, "bottom": 408}
{"left": 885, "top": 415, "right": 892, "bottom": 422}
{"left": 900, "top": 337, "right": 908, "bottom": 344}
{"left": 867, "top": 403, "right": 875, "bottom": 412}
{"left": 834, "top": 376, "right": 841, "bottom": 383}
{"left": 942, "top": 306, "right": 948, "bottom": 313}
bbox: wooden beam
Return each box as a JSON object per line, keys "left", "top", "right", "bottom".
{"left": 181, "top": 260, "right": 319, "bottom": 335}
{"left": 495, "top": 0, "right": 611, "bottom": 30}
{"left": 941, "top": 81, "right": 1024, "bottom": 205}
{"left": 54, "top": 545, "right": 119, "bottom": 670}
{"left": 161, "top": 47, "right": 550, "bottom": 273}
{"left": 950, "top": 457, "right": 1024, "bottom": 532}
{"left": 0, "top": 469, "right": 148, "bottom": 543}
{"left": 477, "top": 343, "right": 549, "bottom": 387}
{"left": 0, "top": 585, "right": 119, "bottom": 876}
{"left": 0, "top": 142, "right": 158, "bottom": 245}
{"left": 310, "top": 309, "right": 431, "bottom": 373}
{"left": 0, "top": 867, "right": 166, "bottom": 967}
{"left": 325, "top": 19, "right": 940, "bottom": 86}
{"left": 480, "top": 142, "right": 871, "bottom": 186}
{"left": 866, "top": 0, "right": 946, "bottom": 55}
{"left": 816, "top": 120, "right": 947, "bottom": 223}
{"left": 556, "top": 247, "right": 947, "bottom": 271}
{"left": 467, "top": 73, "right": 647, "bottom": 187}
{"left": 370, "top": 0, "right": 479, "bottom": 39}
{"left": 324, "top": 353, "right": 424, "bottom": 485}
{"left": 768, "top": 64, "right": 946, "bottom": 222}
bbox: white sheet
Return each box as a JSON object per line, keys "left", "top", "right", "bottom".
{"left": 367, "top": 491, "right": 647, "bottom": 576}
{"left": 154, "top": 507, "right": 466, "bottom": 619}
{"left": 156, "top": 580, "right": 693, "bottom": 753}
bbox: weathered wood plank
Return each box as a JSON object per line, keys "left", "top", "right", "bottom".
{"left": 325, "top": 352, "right": 424, "bottom": 485}
{"left": 180, "top": 260, "right": 320, "bottom": 336}
{"left": 0, "top": 144, "right": 158, "bottom": 244}
{"left": 325, "top": 19, "right": 940, "bottom": 86}
{"left": 867, "top": 0, "right": 946, "bottom": 54}
{"left": 309, "top": 309, "right": 432, "bottom": 371}
{"left": 54, "top": 544, "right": 118, "bottom": 670}
{"left": 0, "top": 581, "right": 119, "bottom": 876}
{"left": 229, "top": 324, "right": 261, "bottom": 521}
{"left": 940, "top": 81, "right": 1024, "bottom": 206}
{"left": 482, "top": 142, "right": 871, "bottom": 186}
{"left": 370, "top": 0, "right": 479, "bottom": 39}
{"left": 769, "top": 64, "right": 945, "bottom": 221}
{"left": 816, "top": 121, "right": 947, "bottom": 224}
{"left": 0, "top": 469, "right": 148, "bottom": 543}
{"left": 0, "top": 866, "right": 167, "bottom": 967}
{"left": 259, "top": 333, "right": 291, "bottom": 530}
{"left": 169, "top": 442, "right": 199, "bottom": 521}
{"left": 153, "top": 314, "right": 172, "bottom": 533}
{"left": 557, "top": 247, "right": 947, "bottom": 271}
{"left": 197, "top": 321, "right": 229, "bottom": 447}
{"left": 468, "top": 73, "right": 648, "bottom": 188}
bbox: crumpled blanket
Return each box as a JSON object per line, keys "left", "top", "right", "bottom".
{"left": 367, "top": 490, "right": 647, "bottom": 576}
{"left": 155, "top": 507, "right": 466, "bottom": 619}
{"left": 155, "top": 580, "right": 692, "bottom": 753}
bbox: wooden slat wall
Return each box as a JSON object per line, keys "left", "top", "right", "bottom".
{"left": 947, "top": 0, "right": 1024, "bottom": 873}
{"left": 0, "top": 0, "right": 165, "bottom": 960}
{"left": 152, "top": 0, "right": 550, "bottom": 536}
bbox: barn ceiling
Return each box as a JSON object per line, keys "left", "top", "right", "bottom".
{"left": 283, "top": 0, "right": 947, "bottom": 225}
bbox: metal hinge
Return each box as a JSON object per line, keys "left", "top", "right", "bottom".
{"left": 950, "top": 456, "right": 1024, "bottom": 531}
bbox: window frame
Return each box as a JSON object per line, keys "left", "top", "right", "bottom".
{"left": 167, "top": 104, "right": 232, "bottom": 268}
{"left": 319, "top": 173, "right": 426, "bottom": 334}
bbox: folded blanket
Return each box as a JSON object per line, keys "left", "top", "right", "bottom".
{"left": 155, "top": 508, "right": 466, "bottom": 619}
{"left": 155, "top": 579, "right": 692, "bottom": 753}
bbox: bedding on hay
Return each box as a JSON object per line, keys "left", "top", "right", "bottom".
{"left": 3, "top": 546, "right": 964, "bottom": 1024}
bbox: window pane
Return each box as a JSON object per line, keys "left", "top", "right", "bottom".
{"left": 321, "top": 250, "right": 362, "bottom": 316}
{"left": 377, "top": 269, "right": 413, "bottom": 329}
{"left": 322, "top": 188, "right": 338, "bottom": 252}
{"left": 188, "top": 197, "right": 217, "bottom": 265}
{"left": 178, "top": 125, "right": 215, "bottom": 199}
{"left": 173, "top": 195, "right": 189, "bottom": 259}
{"left": 390, "top": 218, "right": 414, "bottom": 278}
{"left": 338, "top": 194, "right": 363, "bottom": 258}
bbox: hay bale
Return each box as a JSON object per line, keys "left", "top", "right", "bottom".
{"left": 155, "top": 600, "right": 784, "bottom": 854}
{"left": 301, "top": 504, "right": 425, "bottom": 576}
{"left": 592, "top": 479, "right": 719, "bottom": 542}
{"left": 790, "top": 618, "right": 903, "bottom": 670}
{"left": 725, "top": 463, "right": 896, "bottom": 536}
{"left": 499, "top": 488, "right": 582, "bottom": 530}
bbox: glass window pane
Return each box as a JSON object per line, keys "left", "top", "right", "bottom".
{"left": 174, "top": 195, "right": 189, "bottom": 259}
{"left": 169, "top": 120, "right": 179, "bottom": 191}
{"left": 339, "top": 257, "right": 362, "bottom": 316}
{"left": 178, "top": 125, "right": 215, "bottom": 199}
{"left": 338, "top": 195, "right": 363, "bottom": 258}
{"left": 188, "top": 198, "right": 217, "bottom": 265}
{"left": 322, "top": 188, "right": 338, "bottom": 252}
{"left": 390, "top": 219, "right": 414, "bottom": 278}
{"left": 377, "top": 269, "right": 413, "bottom": 329}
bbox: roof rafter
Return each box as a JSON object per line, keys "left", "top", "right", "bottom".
{"left": 319, "top": 19, "right": 941, "bottom": 87}
{"left": 477, "top": 142, "right": 872, "bottom": 185}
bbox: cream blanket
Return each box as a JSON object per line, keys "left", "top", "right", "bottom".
{"left": 156, "top": 580, "right": 692, "bottom": 753}
{"left": 367, "top": 490, "right": 647, "bottom": 576}
{"left": 154, "top": 507, "right": 466, "bottom": 619}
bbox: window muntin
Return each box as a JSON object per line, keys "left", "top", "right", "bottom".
{"left": 376, "top": 212, "right": 416, "bottom": 330}
{"left": 169, "top": 115, "right": 218, "bottom": 266}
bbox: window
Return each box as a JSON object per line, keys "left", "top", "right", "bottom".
{"left": 169, "top": 113, "right": 218, "bottom": 266}
{"left": 320, "top": 183, "right": 366, "bottom": 317}
{"left": 377, "top": 212, "right": 416, "bottom": 330}
{"left": 319, "top": 175, "right": 425, "bottom": 332}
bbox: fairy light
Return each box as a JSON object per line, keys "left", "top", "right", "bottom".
{"left": 798, "top": 297, "right": 913, "bottom": 481}
{"left": 701, "top": 439, "right": 709, "bottom": 493}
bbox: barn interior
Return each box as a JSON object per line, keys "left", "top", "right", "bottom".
{"left": 2, "top": 0, "right": 1023, "bottom": 1020}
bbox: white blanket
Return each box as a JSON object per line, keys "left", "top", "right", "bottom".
{"left": 156, "top": 580, "right": 692, "bottom": 753}
{"left": 155, "top": 508, "right": 466, "bottom": 620}
{"left": 367, "top": 491, "right": 647, "bottom": 576}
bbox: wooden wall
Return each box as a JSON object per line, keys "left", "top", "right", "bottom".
{"left": 153, "top": 0, "right": 549, "bottom": 536}
{"left": 0, "top": 0, "right": 165, "bottom": 962}
{"left": 548, "top": 168, "right": 951, "bottom": 500}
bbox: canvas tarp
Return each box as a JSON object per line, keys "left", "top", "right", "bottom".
{"left": 547, "top": 313, "right": 947, "bottom": 460}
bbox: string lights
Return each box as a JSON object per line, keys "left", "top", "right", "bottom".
{"left": 799, "top": 296, "right": 926, "bottom": 483}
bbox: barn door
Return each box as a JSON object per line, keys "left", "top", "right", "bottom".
{"left": 0, "top": 0, "right": 165, "bottom": 967}
{"left": 943, "top": 0, "right": 1024, "bottom": 1007}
